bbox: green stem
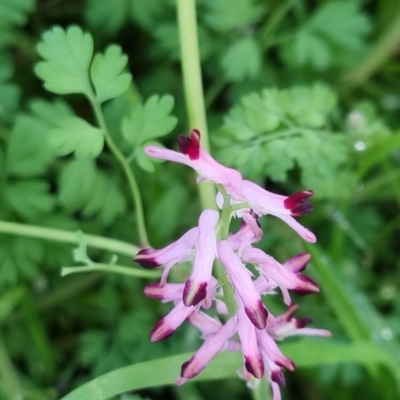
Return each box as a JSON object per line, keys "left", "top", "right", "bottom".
{"left": 177, "top": 0, "right": 217, "bottom": 210}
{"left": 0, "top": 333, "right": 22, "bottom": 400}
{"left": 90, "top": 98, "right": 150, "bottom": 247}
{"left": 259, "top": 0, "right": 297, "bottom": 50}
{"left": 61, "top": 263, "right": 160, "bottom": 279}
{"left": 0, "top": 220, "right": 138, "bottom": 257}
{"left": 346, "top": 11, "right": 400, "bottom": 87}
{"left": 215, "top": 185, "right": 236, "bottom": 315}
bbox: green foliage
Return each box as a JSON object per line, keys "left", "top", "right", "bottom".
{"left": 1, "top": 1, "right": 400, "bottom": 400}
{"left": 122, "top": 94, "right": 178, "bottom": 172}
{"left": 36, "top": 26, "right": 94, "bottom": 96}
{"left": 0, "top": 0, "right": 35, "bottom": 48}
{"left": 59, "top": 159, "right": 127, "bottom": 225}
{"left": 203, "top": 0, "right": 265, "bottom": 32}
{"left": 90, "top": 45, "right": 132, "bottom": 103}
{"left": 214, "top": 83, "right": 352, "bottom": 197}
{"left": 50, "top": 117, "right": 104, "bottom": 159}
{"left": 221, "top": 37, "right": 261, "bottom": 82}
{"left": 36, "top": 26, "right": 131, "bottom": 102}
{"left": 282, "top": 1, "right": 372, "bottom": 70}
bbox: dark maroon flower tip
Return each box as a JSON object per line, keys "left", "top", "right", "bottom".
{"left": 177, "top": 129, "right": 201, "bottom": 160}
{"left": 271, "top": 370, "right": 286, "bottom": 386}
{"left": 244, "top": 356, "right": 265, "bottom": 379}
{"left": 144, "top": 283, "right": 163, "bottom": 299}
{"left": 284, "top": 190, "right": 314, "bottom": 217}
{"left": 150, "top": 319, "right": 174, "bottom": 342}
{"left": 245, "top": 301, "right": 269, "bottom": 330}
{"left": 133, "top": 249, "right": 161, "bottom": 268}
{"left": 181, "top": 359, "right": 196, "bottom": 379}
{"left": 276, "top": 358, "right": 296, "bottom": 372}
{"left": 183, "top": 281, "right": 207, "bottom": 307}
{"left": 284, "top": 304, "right": 299, "bottom": 322}
{"left": 293, "top": 276, "right": 320, "bottom": 296}
{"left": 296, "top": 316, "right": 313, "bottom": 328}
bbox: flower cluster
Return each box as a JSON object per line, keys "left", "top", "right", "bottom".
{"left": 134, "top": 129, "right": 330, "bottom": 400}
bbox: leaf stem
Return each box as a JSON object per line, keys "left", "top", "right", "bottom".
{"left": 177, "top": 0, "right": 217, "bottom": 210}
{"left": 90, "top": 98, "right": 150, "bottom": 247}
{"left": 61, "top": 263, "right": 160, "bottom": 279}
{"left": 0, "top": 220, "right": 138, "bottom": 257}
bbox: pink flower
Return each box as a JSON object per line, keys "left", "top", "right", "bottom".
{"left": 134, "top": 227, "right": 198, "bottom": 284}
{"left": 177, "top": 317, "right": 237, "bottom": 384}
{"left": 218, "top": 240, "right": 270, "bottom": 329}
{"left": 145, "top": 130, "right": 316, "bottom": 243}
{"left": 240, "top": 180, "right": 316, "bottom": 243}
{"left": 139, "top": 130, "right": 329, "bottom": 398}
{"left": 266, "top": 304, "right": 331, "bottom": 340}
{"left": 183, "top": 210, "right": 219, "bottom": 307}
{"left": 145, "top": 129, "right": 243, "bottom": 195}
{"left": 241, "top": 248, "right": 319, "bottom": 306}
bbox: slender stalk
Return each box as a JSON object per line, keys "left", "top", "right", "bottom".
{"left": 61, "top": 263, "right": 160, "bottom": 279}
{"left": 346, "top": 11, "right": 400, "bottom": 87}
{"left": 0, "top": 220, "right": 138, "bottom": 257}
{"left": 0, "top": 333, "right": 22, "bottom": 400}
{"left": 215, "top": 185, "right": 236, "bottom": 315}
{"left": 259, "top": 0, "right": 297, "bottom": 50}
{"left": 177, "top": 0, "right": 217, "bottom": 210}
{"left": 89, "top": 97, "right": 150, "bottom": 247}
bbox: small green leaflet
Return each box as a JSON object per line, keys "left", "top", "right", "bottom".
{"left": 90, "top": 45, "right": 132, "bottom": 103}
{"left": 221, "top": 37, "right": 261, "bottom": 82}
{"left": 203, "top": 0, "right": 265, "bottom": 32}
{"left": 6, "top": 99, "right": 73, "bottom": 176}
{"left": 122, "top": 94, "right": 177, "bottom": 172}
{"left": 85, "top": 0, "right": 130, "bottom": 35}
{"left": 35, "top": 26, "right": 94, "bottom": 96}
{"left": 50, "top": 117, "right": 104, "bottom": 159}
{"left": 6, "top": 180, "right": 55, "bottom": 220}
{"left": 0, "top": 237, "right": 44, "bottom": 285}
{"left": 282, "top": 1, "right": 371, "bottom": 70}
{"left": 0, "top": 0, "right": 35, "bottom": 28}
{"left": 36, "top": 26, "right": 131, "bottom": 103}
{"left": 59, "top": 159, "right": 127, "bottom": 225}
{"left": 215, "top": 84, "right": 350, "bottom": 197}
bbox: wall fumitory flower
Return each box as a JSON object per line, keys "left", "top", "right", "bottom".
{"left": 134, "top": 129, "right": 330, "bottom": 400}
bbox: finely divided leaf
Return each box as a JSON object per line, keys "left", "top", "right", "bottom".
{"left": 282, "top": 1, "right": 371, "bottom": 70}
{"left": 309, "top": 1, "right": 371, "bottom": 50}
{"left": 59, "top": 159, "right": 98, "bottom": 212}
{"left": 0, "top": 0, "right": 35, "bottom": 28}
{"left": 122, "top": 94, "right": 177, "bottom": 145}
{"left": 85, "top": 0, "right": 130, "bottom": 34}
{"left": 221, "top": 37, "right": 261, "bottom": 82}
{"left": 50, "top": 117, "right": 104, "bottom": 159}
{"left": 6, "top": 114, "right": 54, "bottom": 177}
{"left": 204, "top": 0, "right": 265, "bottom": 32}
{"left": 59, "top": 159, "right": 127, "bottom": 225}
{"left": 90, "top": 45, "right": 132, "bottom": 103}
{"left": 35, "top": 26, "right": 94, "bottom": 96}
{"left": 6, "top": 180, "right": 55, "bottom": 220}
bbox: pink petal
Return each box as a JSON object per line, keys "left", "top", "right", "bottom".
{"left": 237, "top": 297, "right": 265, "bottom": 378}
{"left": 134, "top": 227, "right": 198, "bottom": 268}
{"left": 178, "top": 317, "right": 236, "bottom": 382}
{"left": 150, "top": 301, "right": 194, "bottom": 342}
{"left": 183, "top": 210, "right": 219, "bottom": 306}
{"left": 218, "top": 240, "right": 268, "bottom": 329}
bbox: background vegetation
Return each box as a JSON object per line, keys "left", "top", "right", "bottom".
{"left": 0, "top": 0, "right": 400, "bottom": 399}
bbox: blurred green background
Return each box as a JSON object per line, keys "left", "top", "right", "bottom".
{"left": 0, "top": 0, "right": 400, "bottom": 399}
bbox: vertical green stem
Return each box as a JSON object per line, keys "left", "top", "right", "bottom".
{"left": 177, "top": 0, "right": 217, "bottom": 210}
{"left": 90, "top": 98, "right": 150, "bottom": 247}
